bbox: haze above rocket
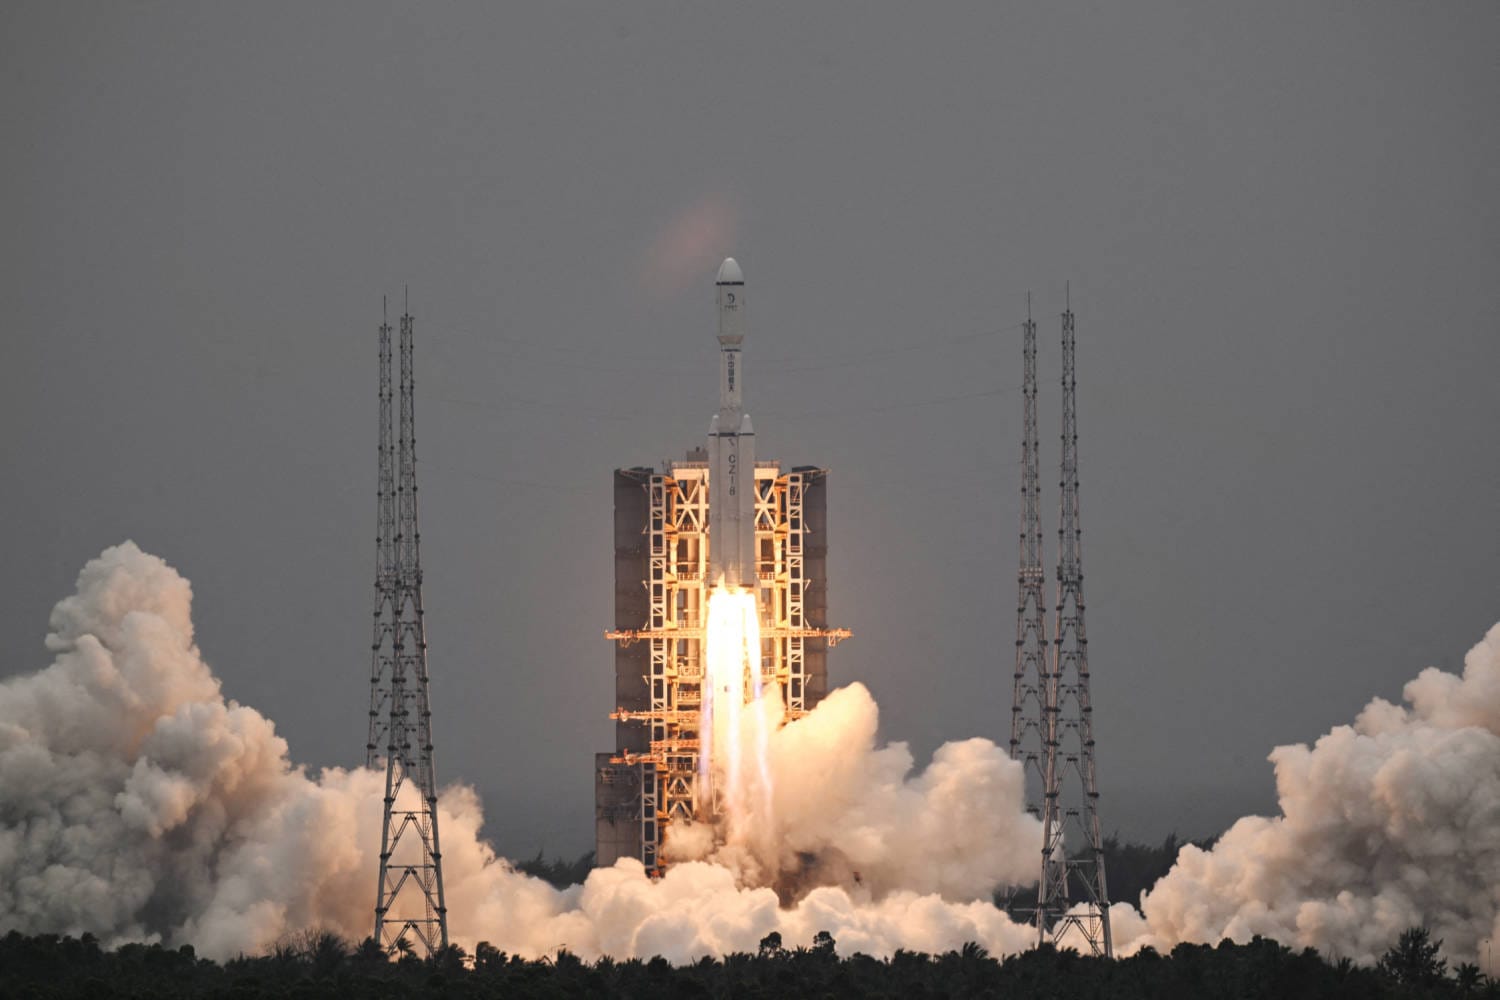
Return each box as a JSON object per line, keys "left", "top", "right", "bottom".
{"left": 708, "top": 258, "right": 756, "bottom": 590}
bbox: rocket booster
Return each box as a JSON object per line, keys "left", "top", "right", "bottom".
{"left": 708, "top": 258, "right": 756, "bottom": 590}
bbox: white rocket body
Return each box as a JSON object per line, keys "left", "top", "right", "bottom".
{"left": 708, "top": 258, "right": 756, "bottom": 590}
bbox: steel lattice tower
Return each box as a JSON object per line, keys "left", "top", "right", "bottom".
{"left": 368, "top": 307, "right": 397, "bottom": 768}
{"left": 1037, "top": 300, "right": 1112, "bottom": 956}
{"left": 1009, "top": 301, "right": 1047, "bottom": 821}
{"left": 369, "top": 303, "right": 449, "bottom": 956}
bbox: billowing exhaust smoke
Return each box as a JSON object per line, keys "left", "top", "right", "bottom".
{"left": 8, "top": 543, "right": 1496, "bottom": 966}
{"left": 0, "top": 544, "right": 1042, "bottom": 961}
{"left": 1125, "top": 624, "right": 1500, "bottom": 970}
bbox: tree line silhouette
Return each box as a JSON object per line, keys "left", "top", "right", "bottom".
{"left": 0, "top": 925, "right": 1490, "bottom": 998}
{"left": 0, "top": 840, "right": 1486, "bottom": 998}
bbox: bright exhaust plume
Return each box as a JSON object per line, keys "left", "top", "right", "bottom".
{"left": 699, "top": 586, "right": 774, "bottom": 843}
{"left": 3, "top": 543, "right": 1497, "bottom": 971}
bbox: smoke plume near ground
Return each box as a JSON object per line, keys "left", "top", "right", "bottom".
{"left": 0, "top": 543, "right": 1042, "bottom": 960}
{"left": 1128, "top": 624, "right": 1500, "bottom": 971}
{"left": 665, "top": 680, "right": 1042, "bottom": 905}
{"left": 9, "top": 543, "right": 1497, "bottom": 967}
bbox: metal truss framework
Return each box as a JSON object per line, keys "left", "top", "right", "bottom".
{"left": 1037, "top": 303, "right": 1112, "bottom": 956}
{"left": 606, "top": 464, "right": 849, "bottom": 872}
{"left": 1010, "top": 305, "right": 1047, "bottom": 824}
{"left": 368, "top": 310, "right": 397, "bottom": 769}
{"left": 367, "top": 305, "right": 449, "bottom": 956}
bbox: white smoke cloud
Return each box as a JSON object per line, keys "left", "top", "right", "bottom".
{"left": 667, "top": 682, "right": 1042, "bottom": 904}
{"left": 1129, "top": 624, "right": 1500, "bottom": 971}
{"left": 22, "top": 542, "right": 1492, "bottom": 967}
{"left": 0, "top": 543, "right": 1042, "bottom": 961}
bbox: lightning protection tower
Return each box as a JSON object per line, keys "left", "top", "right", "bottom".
{"left": 368, "top": 307, "right": 397, "bottom": 771}
{"left": 1009, "top": 301, "right": 1047, "bottom": 827}
{"left": 367, "top": 300, "right": 449, "bottom": 956}
{"left": 1037, "top": 298, "right": 1112, "bottom": 956}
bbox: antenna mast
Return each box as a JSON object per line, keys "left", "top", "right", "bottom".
{"left": 371, "top": 302, "right": 450, "bottom": 956}
{"left": 368, "top": 305, "right": 397, "bottom": 768}
{"left": 1010, "top": 296, "right": 1047, "bottom": 812}
{"left": 1038, "top": 299, "right": 1112, "bottom": 955}
{"left": 1008, "top": 297, "right": 1049, "bottom": 925}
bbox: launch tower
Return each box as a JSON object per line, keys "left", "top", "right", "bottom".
{"left": 1010, "top": 297, "right": 1112, "bottom": 955}
{"left": 595, "top": 260, "right": 850, "bottom": 873}
{"left": 1009, "top": 302, "right": 1047, "bottom": 823}
{"left": 366, "top": 302, "right": 449, "bottom": 956}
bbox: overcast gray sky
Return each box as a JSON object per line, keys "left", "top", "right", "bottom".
{"left": 3, "top": 3, "right": 1498, "bottom": 858}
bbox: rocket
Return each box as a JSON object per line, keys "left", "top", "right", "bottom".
{"left": 708, "top": 257, "right": 756, "bottom": 590}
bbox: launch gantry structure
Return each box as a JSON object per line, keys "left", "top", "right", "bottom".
{"left": 366, "top": 301, "right": 449, "bottom": 957}
{"left": 595, "top": 260, "right": 849, "bottom": 874}
{"left": 1010, "top": 297, "right": 1112, "bottom": 956}
{"left": 602, "top": 462, "right": 850, "bottom": 855}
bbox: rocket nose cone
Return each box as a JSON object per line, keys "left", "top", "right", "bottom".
{"left": 716, "top": 258, "right": 744, "bottom": 285}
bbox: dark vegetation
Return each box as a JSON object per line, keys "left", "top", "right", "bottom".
{"left": 0, "top": 925, "right": 1493, "bottom": 998}
{"left": 1097, "top": 832, "right": 1218, "bottom": 909}
{"left": 514, "top": 849, "right": 596, "bottom": 889}
{"left": 996, "top": 832, "right": 1217, "bottom": 916}
{"left": 0, "top": 843, "right": 1479, "bottom": 998}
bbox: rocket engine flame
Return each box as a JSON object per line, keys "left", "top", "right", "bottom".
{"left": 0, "top": 543, "right": 1043, "bottom": 961}
{"left": 700, "top": 586, "right": 774, "bottom": 842}
{"left": 10, "top": 541, "right": 1497, "bottom": 969}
